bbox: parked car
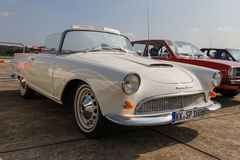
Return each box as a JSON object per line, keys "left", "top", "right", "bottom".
{"left": 11, "top": 25, "right": 221, "bottom": 137}
{"left": 131, "top": 40, "right": 240, "bottom": 97}
{"left": 201, "top": 48, "right": 240, "bottom": 62}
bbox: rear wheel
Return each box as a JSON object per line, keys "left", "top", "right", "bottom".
{"left": 219, "top": 90, "right": 238, "bottom": 98}
{"left": 19, "top": 77, "right": 35, "bottom": 98}
{"left": 74, "top": 83, "right": 108, "bottom": 138}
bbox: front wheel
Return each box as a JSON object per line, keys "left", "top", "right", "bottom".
{"left": 74, "top": 83, "right": 108, "bottom": 138}
{"left": 19, "top": 77, "right": 35, "bottom": 98}
{"left": 219, "top": 90, "right": 238, "bottom": 98}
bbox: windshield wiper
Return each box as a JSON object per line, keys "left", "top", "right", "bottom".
{"left": 194, "top": 54, "right": 207, "bottom": 58}
{"left": 110, "top": 47, "right": 130, "bottom": 53}
{"left": 83, "top": 47, "right": 112, "bottom": 53}
{"left": 61, "top": 50, "right": 84, "bottom": 54}
{"left": 62, "top": 47, "right": 119, "bottom": 54}
{"left": 178, "top": 53, "right": 205, "bottom": 58}
{"left": 177, "top": 53, "right": 193, "bottom": 56}
{"left": 83, "top": 47, "right": 132, "bottom": 53}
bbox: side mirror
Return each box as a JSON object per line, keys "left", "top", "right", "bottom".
{"left": 136, "top": 50, "right": 143, "bottom": 56}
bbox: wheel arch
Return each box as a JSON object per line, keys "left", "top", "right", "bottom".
{"left": 61, "top": 79, "right": 89, "bottom": 107}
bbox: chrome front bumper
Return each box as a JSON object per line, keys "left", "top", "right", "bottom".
{"left": 229, "top": 79, "right": 240, "bottom": 85}
{"left": 105, "top": 102, "right": 221, "bottom": 126}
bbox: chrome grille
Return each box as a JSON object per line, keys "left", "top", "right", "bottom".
{"left": 135, "top": 93, "right": 206, "bottom": 115}
{"left": 236, "top": 68, "right": 240, "bottom": 77}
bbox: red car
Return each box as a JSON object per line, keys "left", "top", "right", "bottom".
{"left": 131, "top": 40, "right": 240, "bottom": 97}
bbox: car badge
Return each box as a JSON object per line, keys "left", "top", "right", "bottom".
{"left": 176, "top": 84, "right": 193, "bottom": 90}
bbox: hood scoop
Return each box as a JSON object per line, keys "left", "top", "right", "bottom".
{"left": 148, "top": 64, "right": 173, "bottom": 68}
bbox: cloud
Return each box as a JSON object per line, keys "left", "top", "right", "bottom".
{"left": 0, "top": 11, "right": 15, "bottom": 17}
{"left": 217, "top": 25, "right": 235, "bottom": 32}
{"left": 192, "top": 28, "right": 200, "bottom": 32}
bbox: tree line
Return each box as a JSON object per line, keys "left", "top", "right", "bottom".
{"left": 0, "top": 45, "right": 40, "bottom": 57}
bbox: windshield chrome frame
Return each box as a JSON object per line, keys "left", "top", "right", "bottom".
{"left": 58, "top": 29, "right": 133, "bottom": 55}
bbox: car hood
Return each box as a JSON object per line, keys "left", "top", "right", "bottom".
{"left": 180, "top": 56, "right": 240, "bottom": 67}
{"left": 202, "top": 58, "right": 240, "bottom": 66}
{"left": 71, "top": 52, "right": 193, "bottom": 84}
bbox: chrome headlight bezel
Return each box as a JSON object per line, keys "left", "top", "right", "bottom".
{"left": 122, "top": 73, "right": 141, "bottom": 94}
{"left": 211, "top": 72, "right": 222, "bottom": 87}
{"left": 228, "top": 68, "right": 237, "bottom": 78}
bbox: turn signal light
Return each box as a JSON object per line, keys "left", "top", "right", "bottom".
{"left": 210, "top": 91, "right": 217, "bottom": 98}
{"left": 123, "top": 101, "right": 134, "bottom": 110}
{"left": 122, "top": 116, "right": 132, "bottom": 120}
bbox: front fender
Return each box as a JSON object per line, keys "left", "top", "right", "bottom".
{"left": 51, "top": 57, "right": 129, "bottom": 114}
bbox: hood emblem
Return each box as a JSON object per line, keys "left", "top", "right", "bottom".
{"left": 176, "top": 84, "right": 193, "bottom": 90}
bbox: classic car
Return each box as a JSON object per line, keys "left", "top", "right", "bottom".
{"left": 11, "top": 25, "right": 222, "bottom": 137}
{"left": 201, "top": 48, "right": 240, "bottom": 62}
{"left": 131, "top": 40, "right": 240, "bottom": 98}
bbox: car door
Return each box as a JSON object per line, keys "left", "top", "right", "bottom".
{"left": 28, "top": 53, "right": 55, "bottom": 97}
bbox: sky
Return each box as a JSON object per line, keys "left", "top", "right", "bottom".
{"left": 1, "top": 0, "right": 240, "bottom": 49}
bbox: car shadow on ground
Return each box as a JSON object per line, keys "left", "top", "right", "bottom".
{"left": 76, "top": 126, "right": 199, "bottom": 160}
{"left": 0, "top": 90, "right": 200, "bottom": 159}
{"left": 213, "top": 95, "right": 240, "bottom": 109}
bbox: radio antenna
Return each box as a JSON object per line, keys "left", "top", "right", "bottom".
{"left": 207, "top": 27, "right": 213, "bottom": 48}
{"left": 207, "top": 1, "right": 213, "bottom": 48}
{"left": 146, "top": 0, "right": 150, "bottom": 41}
{"left": 146, "top": 0, "right": 150, "bottom": 57}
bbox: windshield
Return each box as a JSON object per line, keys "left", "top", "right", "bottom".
{"left": 172, "top": 41, "right": 206, "bottom": 57}
{"left": 61, "top": 30, "right": 134, "bottom": 53}
{"left": 228, "top": 49, "right": 240, "bottom": 61}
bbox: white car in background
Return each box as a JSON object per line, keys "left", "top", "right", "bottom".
{"left": 11, "top": 25, "right": 222, "bottom": 138}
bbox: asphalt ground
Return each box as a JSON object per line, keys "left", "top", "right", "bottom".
{"left": 0, "top": 63, "right": 239, "bottom": 160}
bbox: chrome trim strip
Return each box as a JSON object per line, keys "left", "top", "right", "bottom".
{"left": 228, "top": 67, "right": 240, "bottom": 78}
{"left": 0, "top": 77, "right": 18, "bottom": 82}
{"left": 230, "top": 79, "right": 240, "bottom": 84}
{"left": 28, "top": 83, "right": 62, "bottom": 104}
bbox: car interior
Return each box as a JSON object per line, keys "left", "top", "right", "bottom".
{"left": 207, "top": 50, "right": 233, "bottom": 61}
{"left": 148, "top": 42, "right": 170, "bottom": 58}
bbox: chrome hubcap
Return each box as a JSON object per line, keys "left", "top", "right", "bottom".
{"left": 76, "top": 86, "right": 99, "bottom": 131}
{"left": 81, "top": 96, "right": 94, "bottom": 120}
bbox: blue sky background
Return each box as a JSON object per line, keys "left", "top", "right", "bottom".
{"left": 0, "top": 0, "right": 240, "bottom": 49}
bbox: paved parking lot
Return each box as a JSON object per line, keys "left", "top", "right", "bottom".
{"left": 0, "top": 63, "right": 240, "bottom": 160}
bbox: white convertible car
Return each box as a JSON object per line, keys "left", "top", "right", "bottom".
{"left": 11, "top": 25, "right": 222, "bottom": 137}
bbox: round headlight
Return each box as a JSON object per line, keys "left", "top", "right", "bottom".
{"left": 211, "top": 72, "right": 222, "bottom": 87}
{"left": 122, "top": 73, "right": 141, "bottom": 94}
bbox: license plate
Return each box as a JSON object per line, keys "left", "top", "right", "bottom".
{"left": 172, "top": 108, "right": 205, "bottom": 124}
